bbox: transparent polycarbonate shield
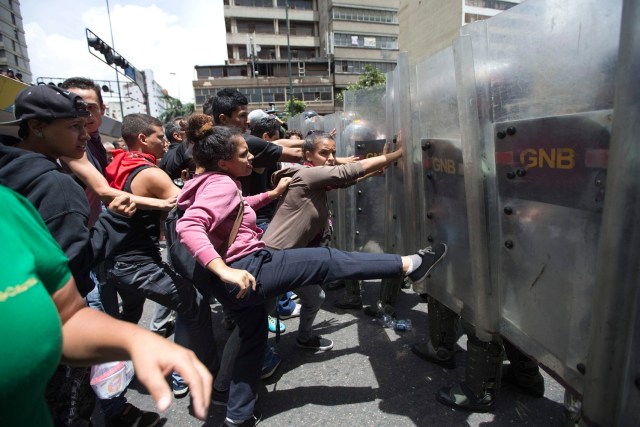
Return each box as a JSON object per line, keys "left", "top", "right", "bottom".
{"left": 583, "top": 1, "right": 640, "bottom": 424}
{"left": 341, "top": 86, "right": 388, "bottom": 252}
{"left": 286, "top": 114, "right": 302, "bottom": 135}
{"left": 408, "top": 47, "right": 473, "bottom": 319}
{"left": 321, "top": 113, "right": 347, "bottom": 251}
{"left": 457, "top": 0, "right": 623, "bottom": 392}
{"left": 383, "top": 57, "right": 406, "bottom": 256}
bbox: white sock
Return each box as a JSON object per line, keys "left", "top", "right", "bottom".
{"left": 406, "top": 254, "right": 423, "bottom": 274}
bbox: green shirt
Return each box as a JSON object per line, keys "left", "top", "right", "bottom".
{"left": 0, "top": 185, "right": 71, "bottom": 427}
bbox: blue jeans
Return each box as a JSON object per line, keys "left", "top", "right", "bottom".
{"left": 203, "top": 247, "right": 403, "bottom": 421}
{"left": 107, "top": 260, "right": 219, "bottom": 383}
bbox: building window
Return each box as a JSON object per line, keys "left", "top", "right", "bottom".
{"left": 332, "top": 7, "right": 398, "bottom": 24}
{"left": 11, "top": 13, "right": 16, "bottom": 25}
{"left": 13, "top": 54, "right": 18, "bottom": 66}
{"left": 235, "top": 0, "right": 273, "bottom": 7}
{"left": 334, "top": 33, "right": 398, "bottom": 50}
{"left": 465, "top": 0, "right": 516, "bottom": 11}
{"left": 335, "top": 60, "right": 396, "bottom": 74}
{"left": 277, "top": 0, "right": 313, "bottom": 10}
{"left": 464, "top": 13, "right": 486, "bottom": 23}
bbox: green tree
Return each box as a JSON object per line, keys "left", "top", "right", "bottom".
{"left": 336, "top": 64, "right": 386, "bottom": 102}
{"left": 280, "top": 97, "right": 307, "bottom": 119}
{"left": 158, "top": 94, "right": 194, "bottom": 123}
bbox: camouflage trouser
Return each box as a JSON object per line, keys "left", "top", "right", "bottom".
{"left": 45, "top": 365, "right": 95, "bottom": 427}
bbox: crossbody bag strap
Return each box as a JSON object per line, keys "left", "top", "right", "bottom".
{"left": 219, "top": 189, "right": 244, "bottom": 258}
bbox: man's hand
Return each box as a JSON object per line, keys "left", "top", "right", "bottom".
{"left": 108, "top": 194, "right": 137, "bottom": 217}
{"left": 126, "top": 330, "right": 212, "bottom": 420}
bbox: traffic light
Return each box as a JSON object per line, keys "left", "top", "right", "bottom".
{"left": 87, "top": 36, "right": 110, "bottom": 55}
{"left": 85, "top": 29, "right": 131, "bottom": 72}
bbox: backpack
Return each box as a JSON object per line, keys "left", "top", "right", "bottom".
{"left": 164, "top": 207, "right": 200, "bottom": 281}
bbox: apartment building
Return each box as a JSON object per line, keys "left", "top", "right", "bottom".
{"left": 193, "top": 0, "right": 399, "bottom": 114}
{"left": 0, "top": 0, "right": 31, "bottom": 83}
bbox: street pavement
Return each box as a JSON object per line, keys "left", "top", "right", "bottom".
{"left": 93, "top": 281, "right": 566, "bottom": 427}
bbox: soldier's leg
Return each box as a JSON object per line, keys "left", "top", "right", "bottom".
{"left": 333, "top": 279, "right": 363, "bottom": 309}
{"left": 437, "top": 323, "right": 504, "bottom": 412}
{"left": 502, "top": 339, "right": 545, "bottom": 397}
{"left": 363, "top": 277, "right": 403, "bottom": 317}
{"left": 411, "top": 295, "right": 460, "bottom": 368}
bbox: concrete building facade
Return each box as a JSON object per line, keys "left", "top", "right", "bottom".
{"left": 193, "top": 0, "right": 399, "bottom": 114}
{"left": 0, "top": 0, "right": 31, "bottom": 83}
{"left": 398, "top": 0, "right": 521, "bottom": 66}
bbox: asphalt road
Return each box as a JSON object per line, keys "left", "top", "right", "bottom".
{"left": 91, "top": 280, "right": 566, "bottom": 427}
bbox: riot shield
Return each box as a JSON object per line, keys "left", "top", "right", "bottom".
{"left": 582, "top": 0, "right": 640, "bottom": 424}
{"left": 456, "top": 0, "right": 622, "bottom": 393}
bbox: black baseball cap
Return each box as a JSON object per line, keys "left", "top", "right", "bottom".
{"left": 2, "top": 84, "right": 90, "bottom": 125}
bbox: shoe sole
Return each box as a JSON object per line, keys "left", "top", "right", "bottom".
{"left": 278, "top": 313, "right": 300, "bottom": 320}
{"left": 410, "top": 243, "right": 448, "bottom": 284}
{"left": 173, "top": 387, "right": 190, "bottom": 398}
{"left": 296, "top": 341, "right": 334, "bottom": 351}
{"left": 411, "top": 344, "right": 456, "bottom": 369}
{"left": 260, "top": 359, "right": 281, "bottom": 379}
{"left": 436, "top": 391, "right": 495, "bottom": 413}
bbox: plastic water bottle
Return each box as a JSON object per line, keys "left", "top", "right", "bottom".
{"left": 379, "top": 314, "right": 412, "bottom": 331}
{"left": 393, "top": 318, "right": 412, "bottom": 331}
{"left": 380, "top": 314, "right": 395, "bottom": 328}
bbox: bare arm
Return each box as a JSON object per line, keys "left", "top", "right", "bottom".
{"left": 130, "top": 167, "right": 182, "bottom": 200}
{"left": 62, "top": 155, "right": 176, "bottom": 211}
{"left": 358, "top": 143, "right": 403, "bottom": 175}
{"left": 278, "top": 146, "right": 303, "bottom": 162}
{"left": 271, "top": 138, "right": 304, "bottom": 149}
{"left": 53, "top": 276, "right": 212, "bottom": 419}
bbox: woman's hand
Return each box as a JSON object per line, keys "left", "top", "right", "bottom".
{"left": 208, "top": 259, "right": 257, "bottom": 299}
{"left": 268, "top": 177, "right": 292, "bottom": 200}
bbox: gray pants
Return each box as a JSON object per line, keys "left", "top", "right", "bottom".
{"left": 293, "top": 284, "right": 325, "bottom": 341}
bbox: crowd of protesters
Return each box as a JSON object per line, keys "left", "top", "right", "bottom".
{"left": 0, "top": 80, "right": 447, "bottom": 427}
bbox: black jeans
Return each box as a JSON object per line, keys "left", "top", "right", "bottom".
{"left": 201, "top": 247, "right": 403, "bottom": 421}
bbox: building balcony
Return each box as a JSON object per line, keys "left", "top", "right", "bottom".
{"left": 228, "top": 32, "right": 317, "bottom": 47}
{"left": 225, "top": 5, "right": 316, "bottom": 21}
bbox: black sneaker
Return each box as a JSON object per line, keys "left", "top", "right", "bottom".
{"left": 223, "top": 410, "right": 262, "bottom": 426}
{"left": 296, "top": 335, "right": 334, "bottom": 351}
{"left": 105, "top": 403, "right": 160, "bottom": 427}
{"left": 407, "top": 244, "right": 448, "bottom": 283}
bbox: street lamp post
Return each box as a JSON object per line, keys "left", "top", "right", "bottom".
{"left": 285, "top": 0, "right": 294, "bottom": 115}
{"left": 170, "top": 72, "right": 180, "bottom": 100}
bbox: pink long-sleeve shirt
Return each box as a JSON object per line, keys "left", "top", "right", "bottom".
{"left": 176, "top": 171, "right": 271, "bottom": 267}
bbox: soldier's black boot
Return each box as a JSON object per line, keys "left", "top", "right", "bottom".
{"left": 502, "top": 340, "right": 545, "bottom": 398}
{"left": 437, "top": 336, "right": 504, "bottom": 412}
{"left": 333, "top": 280, "right": 363, "bottom": 309}
{"left": 412, "top": 296, "right": 459, "bottom": 368}
{"left": 363, "top": 277, "right": 402, "bottom": 317}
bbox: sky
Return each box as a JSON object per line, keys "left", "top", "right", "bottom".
{"left": 21, "top": 0, "right": 228, "bottom": 104}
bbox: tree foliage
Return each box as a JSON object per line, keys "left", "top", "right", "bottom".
{"left": 280, "top": 97, "right": 307, "bottom": 119}
{"left": 336, "top": 64, "right": 386, "bottom": 102}
{"left": 158, "top": 94, "right": 195, "bottom": 123}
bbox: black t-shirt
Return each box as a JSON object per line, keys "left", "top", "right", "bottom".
{"left": 239, "top": 134, "right": 283, "bottom": 224}
{"left": 243, "top": 134, "right": 282, "bottom": 168}
{"left": 159, "top": 141, "right": 194, "bottom": 180}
